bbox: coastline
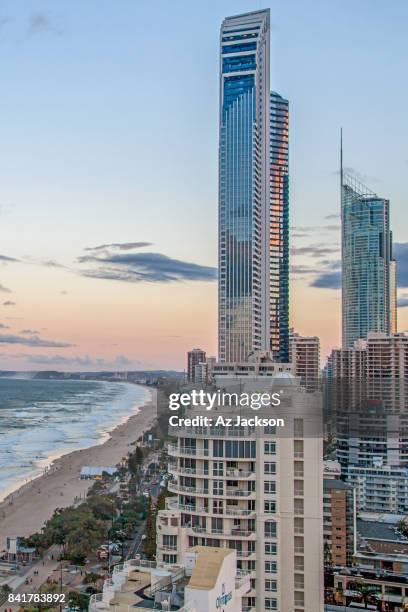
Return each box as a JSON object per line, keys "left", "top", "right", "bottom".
{"left": 0, "top": 392, "right": 157, "bottom": 551}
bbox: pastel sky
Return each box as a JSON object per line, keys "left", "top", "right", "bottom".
{"left": 0, "top": 0, "right": 407, "bottom": 371}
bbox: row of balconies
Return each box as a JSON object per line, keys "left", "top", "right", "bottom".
{"left": 173, "top": 426, "right": 256, "bottom": 438}
{"left": 168, "top": 464, "right": 256, "bottom": 479}
{"left": 168, "top": 481, "right": 255, "bottom": 498}
{"left": 189, "top": 525, "right": 257, "bottom": 538}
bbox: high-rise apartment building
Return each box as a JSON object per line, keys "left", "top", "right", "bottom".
{"left": 341, "top": 170, "right": 397, "bottom": 348}
{"left": 270, "top": 92, "right": 289, "bottom": 362}
{"left": 158, "top": 375, "right": 324, "bottom": 611}
{"left": 187, "top": 348, "right": 206, "bottom": 382}
{"left": 289, "top": 332, "right": 320, "bottom": 391}
{"left": 218, "top": 10, "right": 290, "bottom": 364}
{"left": 323, "top": 479, "right": 355, "bottom": 568}
{"left": 327, "top": 332, "right": 408, "bottom": 512}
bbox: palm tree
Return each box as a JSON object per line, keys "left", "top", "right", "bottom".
{"left": 353, "top": 583, "right": 377, "bottom": 609}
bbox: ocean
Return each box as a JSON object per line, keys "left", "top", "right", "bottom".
{"left": 0, "top": 378, "right": 151, "bottom": 501}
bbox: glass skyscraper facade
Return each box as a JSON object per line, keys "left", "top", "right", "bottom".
{"left": 270, "top": 92, "right": 289, "bottom": 362}
{"left": 218, "top": 9, "right": 290, "bottom": 363}
{"left": 342, "top": 172, "right": 397, "bottom": 348}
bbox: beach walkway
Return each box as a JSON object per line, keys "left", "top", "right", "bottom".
{"left": 6, "top": 545, "right": 61, "bottom": 611}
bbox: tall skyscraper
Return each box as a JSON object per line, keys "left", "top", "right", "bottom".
{"left": 270, "top": 92, "right": 289, "bottom": 362}
{"left": 218, "top": 10, "right": 271, "bottom": 363}
{"left": 341, "top": 149, "right": 397, "bottom": 348}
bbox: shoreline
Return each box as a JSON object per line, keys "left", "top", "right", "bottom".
{"left": 0, "top": 380, "right": 151, "bottom": 504}
{"left": 0, "top": 392, "right": 157, "bottom": 551}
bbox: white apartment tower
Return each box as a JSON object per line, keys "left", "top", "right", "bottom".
{"left": 157, "top": 375, "right": 324, "bottom": 611}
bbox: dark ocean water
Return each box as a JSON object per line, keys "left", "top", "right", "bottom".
{"left": 0, "top": 378, "right": 150, "bottom": 500}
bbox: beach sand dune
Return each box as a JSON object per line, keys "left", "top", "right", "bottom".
{"left": 0, "top": 397, "right": 157, "bottom": 551}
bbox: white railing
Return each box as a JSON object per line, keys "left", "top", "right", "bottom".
{"left": 168, "top": 465, "right": 255, "bottom": 478}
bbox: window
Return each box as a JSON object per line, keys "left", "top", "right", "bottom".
{"left": 264, "top": 462, "right": 276, "bottom": 474}
{"left": 163, "top": 535, "right": 177, "bottom": 548}
{"left": 264, "top": 441, "right": 276, "bottom": 455}
{"left": 213, "top": 461, "right": 224, "bottom": 476}
{"left": 294, "top": 418, "right": 304, "bottom": 437}
{"left": 265, "top": 580, "right": 277, "bottom": 592}
{"left": 265, "top": 561, "right": 277, "bottom": 574}
{"left": 162, "top": 554, "right": 177, "bottom": 564}
{"left": 213, "top": 480, "right": 224, "bottom": 496}
{"left": 264, "top": 481, "right": 276, "bottom": 494}
{"left": 213, "top": 440, "right": 224, "bottom": 457}
{"left": 265, "top": 500, "right": 276, "bottom": 514}
{"left": 265, "top": 542, "right": 277, "bottom": 555}
{"left": 265, "top": 521, "right": 277, "bottom": 538}
{"left": 265, "top": 598, "right": 277, "bottom": 610}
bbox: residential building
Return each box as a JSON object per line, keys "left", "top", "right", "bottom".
{"left": 188, "top": 349, "right": 206, "bottom": 382}
{"left": 341, "top": 169, "right": 397, "bottom": 349}
{"left": 89, "top": 547, "right": 250, "bottom": 612}
{"left": 158, "top": 374, "right": 324, "bottom": 611}
{"left": 212, "top": 350, "right": 293, "bottom": 382}
{"left": 323, "top": 479, "right": 355, "bottom": 568}
{"left": 218, "top": 10, "right": 290, "bottom": 364}
{"left": 332, "top": 567, "right": 408, "bottom": 610}
{"left": 344, "top": 465, "right": 408, "bottom": 514}
{"left": 289, "top": 332, "right": 320, "bottom": 391}
{"left": 270, "top": 92, "right": 289, "bottom": 363}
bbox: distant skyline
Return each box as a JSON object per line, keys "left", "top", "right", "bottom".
{"left": 0, "top": 0, "right": 407, "bottom": 370}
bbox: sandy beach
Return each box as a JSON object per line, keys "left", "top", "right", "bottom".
{"left": 0, "top": 394, "right": 157, "bottom": 551}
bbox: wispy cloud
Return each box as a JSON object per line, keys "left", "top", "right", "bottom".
{"left": 310, "top": 271, "right": 342, "bottom": 289}
{"left": 394, "top": 243, "right": 408, "bottom": 288}
{"left": 0, "top": 333, "right": 72, "bottom": 347}
{"left": 27, "top": 12, "right": 61, "bottom": 37}
{"left": 3, "top": 300, "right": 16, "bottom": 306}
{"left": 78, "top": 245, "right": 217, "bottom": 284}
{"left": 291, "top": 244, "right": 340, "bottom": 258}
{"left": 397, "top": 295, "right": 408, "bottom": 308}
{"left": 85, "top": 242, "right": 152, "bottom": 252}
{"left": 20, "top": 328, "right": 40, "bottom": 335}
{"left": 14, "top": 353, "right": 136, "bottom": 368}
{"left": 0, "top": 254, "right": 19, "bottom": 263}
{"left": 0, "top": 323, "right": 9, "bottom": 329}
{"left": 0, "top": 284, "right": 11, "bottom": 293}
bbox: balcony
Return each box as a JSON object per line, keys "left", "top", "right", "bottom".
{"left": 188, "top": 526, "right": 256, "bottom": 538}
{"left": 172, "top": 426, "right": 256, "bottom": 438}
{"left": 167, "top": 444, "right": 209, "bottom": 458}
{"left": 168, "top": 482, "right": 254, "bottom": 499}
{"left": 168, "top": 465, "right": 255, "bottom": 479}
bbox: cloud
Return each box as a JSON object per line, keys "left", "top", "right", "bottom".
{"left": 291, "top": 244, "right": 340, "bottom": 258}
{"left": 3, "top": 300, "right": 16, "bottom": 306}
{"left": 0, "top": 284, "right": 11, "bottom": 293}
{"left": 85, "top": 242, "right": 152, "bottom": 252}
{"left": 20, "top": 328, "right": 40, "bottom": 335}
{"left": 311, "top": 271, "right": 342, "bottom": 289}
{"left": 324, "top": 213, "right": 340, "bottom": 220}
{"left": 0, "top": 254, "right": 19, "bottom": 263}
{"left": 27, "top": 12, "right": 60, "bottom": 37}
{"left": 397, "top": 295, "right": 408, "bottom": 308}
{"left": 394, "top": 243, "right": 408, "bottom": 288}
{"left": 0, "top": 323, "right": 9, "bottom": 329}
{"left": 61, "top": 290, "right": 68, "bottom": 295}
{"left": 78, "top": 249, "right": 217, "bottom": 284}
{"left": 15, "top": 353, "right": 137, "bottom": 368}
{"left": 0, "top": 16, "right": 10, "bottom": 32}
{"left": 0, "top": 334, "right": 72, "bottom": 347}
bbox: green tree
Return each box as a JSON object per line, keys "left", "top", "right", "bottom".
{"left": 353, "top": 583, "right": 377, "bottom": 609}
